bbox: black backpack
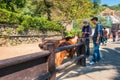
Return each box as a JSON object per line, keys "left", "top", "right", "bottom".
{"left": 99, "top": 25, "right": 104, "bottom": 43}
{"left": 96, "top": 23, "right": 104, "bottom": 43}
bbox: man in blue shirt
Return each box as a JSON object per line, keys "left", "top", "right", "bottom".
{"left": 90, "top": 17, "right": 103, "bottom": 65}
{"left": 82, "top": 21, "right": 92, "bottom": 57}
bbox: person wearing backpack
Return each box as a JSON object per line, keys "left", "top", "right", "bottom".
{"left": 90, "top": 17, "right": 103, "bottom": 65}
{"left": 82, "top": 21, "right": 92, "bottom": 58}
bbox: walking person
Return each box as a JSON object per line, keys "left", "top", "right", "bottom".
{"left": 111, "top": 29, "right": 116, "bottom": 42}
{"left": 117, "top": 30, "right": 120, "bottom": 41}
{"left": 90, "top": 17, "right": 103, "bottom": 65}
{"left": 82, "top": 21, "right": 92, "bottom": 58}
{"left": 102, "top": 28, "right": 108, "bottom": 46}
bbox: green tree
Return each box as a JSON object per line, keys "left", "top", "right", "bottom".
{"left": 110, "top": 4, "right": 120, "bottom": 10}
{"left": 0, "top": 0, "right": 26, "bottom": 12}
{"left": 91, "top": 0, "right": 101, "bottom": 8}
{"left": 22, "top": 0, "right": 53, "bottom": 20}
{"left": 102, "top": 4, "right": 109, "bottom": 7}
{"left": 53, "top": 0, "right": 94, "bottom": 21}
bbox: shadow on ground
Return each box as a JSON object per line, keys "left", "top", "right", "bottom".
{"left": 57, "top": 46, "right": 120, "bottom": 80}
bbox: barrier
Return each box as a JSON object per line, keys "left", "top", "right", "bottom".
{"left": 0, "top": 39, "right": 86, "bottom": 80}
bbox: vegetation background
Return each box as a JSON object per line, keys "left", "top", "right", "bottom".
{"left": 0, "top": 0, "right": 120, "bottom": 37}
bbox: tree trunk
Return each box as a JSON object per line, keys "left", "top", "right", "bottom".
{"left": 44, "top": 0, "right": 53, "bottom": 20}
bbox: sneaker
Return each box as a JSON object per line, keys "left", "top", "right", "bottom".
{"left": 89, "top": 61, "right": 95, "bottom": 65}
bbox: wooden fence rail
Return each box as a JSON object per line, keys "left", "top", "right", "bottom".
{"left": 0, "top": 34, "right": 61, "bottom": 38}
{"left": 0, "top": 39, "right": 86, "bottom": 80}
{"left": 56, "top": 55, "right": 84, "bottom": 72}
{"left": 0, "top": 51, "right": 51, "bottom": 80}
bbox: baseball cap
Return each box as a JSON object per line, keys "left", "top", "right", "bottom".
{"left": 83, "top": 21, "right": 88, "bottom": 24}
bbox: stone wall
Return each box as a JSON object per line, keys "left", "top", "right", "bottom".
{"left": 0, "top": 23, "right": 62, "bottom": 46}
{"left": 0, "top": 35, "right": 62, "bottom": 46}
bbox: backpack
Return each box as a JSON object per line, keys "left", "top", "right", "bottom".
{"left": 95, "top": 23, "right": 104, "bottom": 43}
{"left": 98, "top": 24, "right": 104, "bottom": 43}
{"left": 101, "top": 30, "right": 105, "bottom": 43}
{"left": 93, "top": 23, "right": 104, "bottom": 43}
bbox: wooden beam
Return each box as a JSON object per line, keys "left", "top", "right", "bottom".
{"left": 55, "top": 42, "right": 84, "bottom": 53}
{"left": 0, "top": 51, "right": 50, "bottom": 69}
{"left": 56, "top": 55, "right": 84, "bottom": 73}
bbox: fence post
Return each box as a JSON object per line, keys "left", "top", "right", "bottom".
{"left": 47, "top": 43, "right": 56, "bottom": 80}
{"left": 76, "top": 38, "right": 86, "bottom": 66}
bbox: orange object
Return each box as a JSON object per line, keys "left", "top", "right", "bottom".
{"left": 39, "top": 36, "right": 79, "bottom": 67}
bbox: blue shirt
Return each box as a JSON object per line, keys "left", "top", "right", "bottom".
{"left": 93, "top": 23, "right": 103, "bottom": 42}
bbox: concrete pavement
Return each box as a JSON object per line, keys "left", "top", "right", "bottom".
{"left": 57, "top": 41, "right": 120, "bottom": 80}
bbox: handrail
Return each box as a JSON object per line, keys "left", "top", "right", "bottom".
{"left": 0, "top": 39, "right": 86, "bottom": 80}
{"left": 0, "top": 34, "right": 61, "bottom": 38}
{"left": 0, "top": 51, "right": 50, "bottom": 69}
{"left": 55, "top": 42, "right": 84, "bottom": 53}
{"left": 56, "top": 55, "right": 85, "bottom": 72}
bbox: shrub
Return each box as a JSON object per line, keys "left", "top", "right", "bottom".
{"left": 0, "top": 8, "right": 62, "bottom": 34}
{"left": 6, "top": 29, "right": 12, "bottom": 35}
{"left": 0, "top": 9, "right": 20, "bottom": 24}
{"left": 65, "top": 28, "right": 82, "bottom": 37}
{"left": 16, "top": 25, "right": 25, "bottom": 34}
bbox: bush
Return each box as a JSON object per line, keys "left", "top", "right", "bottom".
{"left": 0, "top": 9, "right": 11, "bottom": 24}
{"left": 0, "top": 9, "right": 20, "bottom": 24}
{"left": 9, "top": 12, "right": 20, "bottom": 24}
{"left": 6, "top": 29, "right": 12, "bottom": 35}
{"left": 65, "top": 28, "right": 82, "bottom": 37}
{"left": 0, "top": 8, "right": 62, "bottom": 34}
{"left": 16, "top": 25, "right": 25, "bottom": 34}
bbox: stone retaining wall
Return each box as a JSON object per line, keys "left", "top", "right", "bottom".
{"left": 0, "top": 23, "right": 62, "bottom": 46}
{"left": 0, "top": 35, "right": 62, "bottom": 46}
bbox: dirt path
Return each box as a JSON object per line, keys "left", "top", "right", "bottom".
{"left": 0, "top": 42, "right": 42, "bottom": 60}
{"left": 57, "top": 41, "right": 120, "bottom": 80}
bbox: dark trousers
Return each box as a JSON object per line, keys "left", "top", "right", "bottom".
{"left": 86, "top": 39, "right": 90, "bottom": 57}
{"left": 113, "top": 35, "right": 116, "bottom": 42}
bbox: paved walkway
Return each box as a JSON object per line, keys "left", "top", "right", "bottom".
{"left": 57, "top": 41, "right": 120, "bottom": 80}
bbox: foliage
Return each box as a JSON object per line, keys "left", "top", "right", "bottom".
{"left": 53, "top": 0, "right": 95, "bottom": 21}
{"left": 97, "top": 16, "right": 107, "bottom": 26}
{"left": 109, "top": 4, "right": 120, "bottom": 10}
{"left": 0, "top": 0, "right": 105, "bottom": 35}
{"left": 0, "top": 0, "right": 100, "bottom": 21}
{"left": 0, "top": 8, "right": 62, "bottom": 34}
{"left": 0, "top": 0, "right": 26, "bottom": 12}
{"left": 16, "top": 25, "right": 25, "bottom": 34}
{"left": 17, "top": 16, "right": 62, "bottom": 33}
{"left": 102, "top": 4, "right": 120, "bottom": 11}
{"left": 0, "top": 9, "right": 21, "bottom": 24}
{"left": 6, "top": 29, "right": 12, "bottom": 35}
{"left": 91, "top": 0, "right": 101, "bottom": 8}
{"left": 65, "top": 28, "right": 82, "bottom": 37}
